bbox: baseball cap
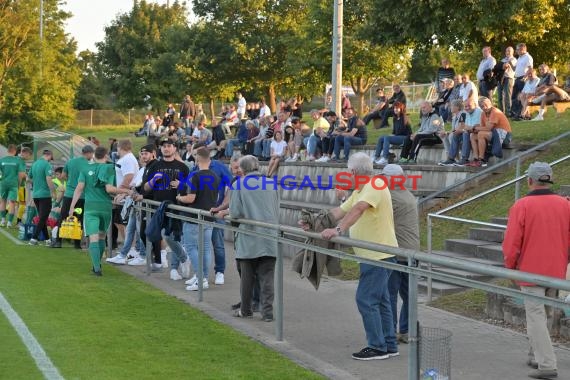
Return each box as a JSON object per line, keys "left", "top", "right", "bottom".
{"left": 527, "top": 161, "right": 554, "bottom": 184}
{"left": 160, "top": 137, "right": 176, "bottom": 146}
{"left": 81, "top": 145, "right": 94, "bottom": 154}
{"left": 381, "top": 164, "right": 404, "bottom": 176}
{"left": 140, "top": 144, "right": 155, "bottom": 153}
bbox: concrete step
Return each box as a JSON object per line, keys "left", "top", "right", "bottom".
{"left": 490, "top": 217, "right": 508, "bottom": 226}
{"left": 476, "top": 244, "right": 505, "bottom": 263}
{"left": 468, "top": 227, "right": 505, "bottom": 243}
{"left": 431, "top": 250, "right": 503, "bottom": 267}
{"left": 417, "top": 279, "right": 466, "bottom": 297}
{"left": 431, "top": 266, "right": 494, "bottom": 282}
{"left": 444, "top": 238, "right": 504, "bottom": 262}
{"left": 560, "top": 185, "right": 570, "bottom": 196}
{"left": 445, "top": 238, "right": 494, "bottom": 256}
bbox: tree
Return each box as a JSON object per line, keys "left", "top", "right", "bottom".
{"left": 367, "top": 0, "right": 570, "bottom": 66}
{"left": 304, "top": 0, "right": 411, "bottom": 115}
{"left": 96, "top": 0, "right": 190, "bottom": 110}
{"left": 75, "top": 50, "right": 112, "bottom": 110}
{"left": 191, "top": 0, "right": 316, "bottom": 112}
{"left": 0, "top": 0, "right": 80, "bottom": 144}
{"left": 0, "top": 0, "right": 36, "bottom": 110}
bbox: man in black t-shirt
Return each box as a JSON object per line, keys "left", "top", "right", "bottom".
{"left": 177, "top": 148, "right": 220, "bottom": 291}
{"left": 142, "top": 138, "right": 190, "bottom": 277}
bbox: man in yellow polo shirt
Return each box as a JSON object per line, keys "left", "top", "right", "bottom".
{"left": 310, "top": 152, "right": 399, "bottom": 361}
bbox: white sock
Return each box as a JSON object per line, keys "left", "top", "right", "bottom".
{"left": 538, "top": 109, "right": 545, "bottom": 117}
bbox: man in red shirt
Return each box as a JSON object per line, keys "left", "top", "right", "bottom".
{"left": 503, "top": 162, "right": 570, "bottom": 380}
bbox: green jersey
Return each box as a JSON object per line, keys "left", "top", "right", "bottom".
{"left": 64, "top": 156, "right": 90, "bottom": 198}
{"left": 29, "top": 159, "right": 53, "bottom": 198}
{"left": 0, "top": 155, "right": 25, "bottom": 187}
{"left": 78, "top": 162, "right": 115, "bottom": 209}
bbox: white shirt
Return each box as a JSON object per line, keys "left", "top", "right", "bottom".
{"left": 501, "top": 56, "right": 517, "bottom": 79}
{"left": 522, "top": 77, "right": 540, "bottom": 94}
{"left": 259, "top": 105, "right": 271, "bottom": 119}
{"left": 460, "top": 81, "right": 478, "bottom": 102}
{"left": 514, "top": 53, "right": 533, "bottom": 78}
{"left": 237, "top": 97, "right": 247, "bottom": 116}
{"left": 133, "top": 166, "right": 145, "bottom": 188}
{"left": 476, "top": 56, "right": 497, "bottom": 80}
{"left": 116, "top": 152, "right": 139, "bottom": 187}
{"left": 270, "top": 140, "right": 288, "bottom": 156}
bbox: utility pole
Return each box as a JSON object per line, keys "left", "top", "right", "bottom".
{"left": 331, "top": 0, "right": 343, "bottom": 115}
{"left": 39, "top": 0, "right": 44, "bottom": 79}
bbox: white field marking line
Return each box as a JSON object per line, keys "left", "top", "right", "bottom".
{"left": 0, "top": 228, "right": 25, "bottom": 245}
{"left": 0, "top": 292, "right": 64, "bottom": 380}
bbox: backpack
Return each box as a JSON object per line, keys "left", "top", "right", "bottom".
{"left": 144, "top": 200, "right": 172, "bottom": 243}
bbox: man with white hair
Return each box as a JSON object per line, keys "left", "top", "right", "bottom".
{"left": 382, "top": 164, "right": 420, "bottom": 344}
{"left": 503, "top": 162, "right": 570, "bottom": 380}
{"left": 311, "top": 152, "right": 399, "bottom": 360}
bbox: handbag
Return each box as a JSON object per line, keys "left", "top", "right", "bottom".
{"left": 59, "top": 216, "right": 83, "bottom": 240}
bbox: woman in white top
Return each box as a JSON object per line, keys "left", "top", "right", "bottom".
{"left": 267, "top": 131, "right": 288, "bottom": 177}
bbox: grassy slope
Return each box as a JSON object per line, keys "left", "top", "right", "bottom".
{"left": 0, "top": 238, "right": 321, "bottom": 380}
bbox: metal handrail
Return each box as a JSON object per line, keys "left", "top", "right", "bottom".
{"left": 425, "top": 149, "right": 570, "bottom": 301}
{"left": 133, "top": 198, "right": 570, "bottom": 380}
{"left": 418, "top": 131, "right": 570, "bottom": 207}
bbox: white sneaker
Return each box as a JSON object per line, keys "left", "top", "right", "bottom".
{"left": 316, "top": 156, "right": 330, "bottom": 162}
{"left": 106, "top": 255, "right": 126, "bottom": 265}
{"left": 532, "top": 115, "right": 544, "bottom": 121}
{"left": 0, "top": 219, "right": 5, "bottom": 227}
{"left": 285, "top": 157, "right": 294, "bottom": 162}
{"left": 180, "top": 260, "right": 191, "bottom": 278}
{"left": 128, "top": 257, "right": 146, "bottom": 266}
{"left": 170, "top": 269, "right": 183, "bottom": 281}
{"left": 160, "top": 250, "right": 168, "bottom": 268}
{"left": 186, "top": 278, "right": 209, "bottom": 291}
{"left": 374, "top": 157, "right": 388, "bottom": 165}
{"left": 215, "top": 272, "right": 225, "bottom": 285}
{"left": 151, "top": 263, "right": 163, "bottom": 270}
{"left": 28, "top": 238, "right": 38, "bottom": 245}
{"left": 6, "top": 222, "right": 12, "bottom": 228}
{"left": 126, "top": 248, "right": 138, "bottom": 260}
{"left": 307, "top": 155, "right": 316, "bottom": 161}
{"left": 44, "top": 240, "right": 52, "bottom": 247}
{"left": 185, "top": 275, "right": 198, "bottom": 286}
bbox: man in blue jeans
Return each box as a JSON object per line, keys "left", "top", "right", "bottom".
{"left": 383, "top": 164, "right": 420, "bottom": 344}
{"left": 332, "top": 108, "right": 367, "bottom": 162}
{"left": 313, "top": 152, "right": 399, "bottom": 360}
{"left": 177, "top": 148, "right": 220, "bottom": 291}
{"left": 188, "top": 151, "right": 232, "bottom": 286}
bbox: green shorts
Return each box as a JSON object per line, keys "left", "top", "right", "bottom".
{"left": 0, "top": 185, "right": 18, "bottom": 201}
{"left": 84, "top": 209, "right": 112, "bottom": 236}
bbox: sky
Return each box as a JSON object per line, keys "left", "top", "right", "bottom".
{"left": 61, "top": 0, "right": 172, "bottom": 52}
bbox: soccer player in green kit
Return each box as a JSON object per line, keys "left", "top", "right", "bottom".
{"left": 0, "top": 145, "right": 26, "bottom": 227}
{"left": 69, "top": 147, "right": 132, "bottom": 276}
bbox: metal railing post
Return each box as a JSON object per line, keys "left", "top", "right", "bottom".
{"left": 276, "top": 232, "right": 284, "bottom": 342}
{"left": 408, "top": 254, "right": 419, "bottom": 380}
{"left": 426, "top": 215, "right": 433, "bottom": 302}
{"left": 515, "top": 157, "right": 521, "bottom": 201}
{"left": 198, "top": 218, "right": 204, "bottom": 302}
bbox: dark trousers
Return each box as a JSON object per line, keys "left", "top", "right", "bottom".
{"left": 139, "top": 210, "right": 162, "bottom": 264}
{"left": 401, "top": 134, "right": 441, "bottom": 160}
{"left": 55, "top": 197, "right": 84, "bottom": 247}
{"left": 511, "top": 77, "right": 526, "bottom": 116}
{"left": 32, "top": 198, "right": 52, "bottom": 241}
{"left": 236, "top": 259, "right": 260, "bottom": 307}
{"left": 238, "top": 257, "right": 276, "bottom": 319}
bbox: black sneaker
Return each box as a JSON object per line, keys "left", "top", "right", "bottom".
{"left": 231, "top": 302, "right": 241, "bottom": 310}
{"left": 387, "top": 349, "right": 400, "bottom": 357}
{"left": 91, "top": 267, "right": 102, "bottom": 277}
{"left": 480, "top": 159, "right": 488, "bottom": 167}
{"left": 351, "top": 347, "right": 389, "bottom": 360}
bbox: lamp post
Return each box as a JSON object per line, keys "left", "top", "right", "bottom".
{"left": 331, "top": 0, "right": 343, "bottom": 115}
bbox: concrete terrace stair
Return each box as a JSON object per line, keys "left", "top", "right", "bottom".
{"left": 422, "top": 220, "right": 507, "bottom": 296}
